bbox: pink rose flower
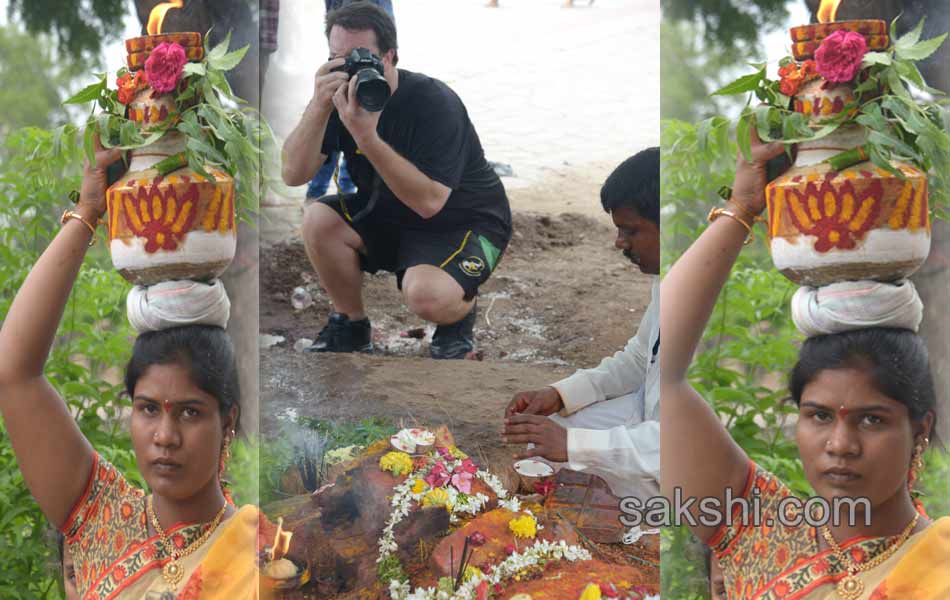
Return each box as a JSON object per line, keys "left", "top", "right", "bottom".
{"left": 145, "top": 42, "right": 188, "bottom": 94}
{"left": 424, "top": 462, "right": 450, "bottom": 488}
{"left": 451, "top": 471, "right": 473, "bottom": 494}
{"left": 815, "top": 30, "right": 868, "bottom": 84}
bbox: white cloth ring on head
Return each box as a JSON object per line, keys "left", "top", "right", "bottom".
{"left": 791, "top": 279, "right": 923, "bottom": 337}
{"left": 127, "top": 279, "right": 231, "bottom": 333}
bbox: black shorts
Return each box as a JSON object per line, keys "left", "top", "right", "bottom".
{"left": 311, "top": 193, "right": 509, "bottom": 300}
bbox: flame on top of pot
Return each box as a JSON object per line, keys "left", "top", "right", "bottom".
{"left": 817, "top": 0, "right": 841, "bottom": 23}
{"left": 147, "top": 0, "right": 185, "bottom": 35}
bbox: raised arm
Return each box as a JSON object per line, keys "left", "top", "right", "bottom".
{"left": 0, "top": 138, "right": 122, "bottom": 529}
{"left": 660, "top": 133, "right": 785, "bottom": 542}
{"left": 281, "top": 58, "right": 348, "bottom": 186}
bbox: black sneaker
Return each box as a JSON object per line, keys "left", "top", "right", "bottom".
{"left": 307, "top": 312, "right": 373, "bottom": 353}
{"left": 430, "top": 302, "right": 476, "bottom": 360}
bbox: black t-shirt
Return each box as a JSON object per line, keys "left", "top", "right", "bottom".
{"left": 320, "top": 69, "right": 511, "bottom": 239}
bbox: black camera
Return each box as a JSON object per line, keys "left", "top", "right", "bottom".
{"left": 332, "top": 47, "right": 390, "bottom": 112}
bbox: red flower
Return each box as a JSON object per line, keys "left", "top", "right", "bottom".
{"left": 475, "top": 580, "right": 490, "bottom": 600}
{"left": 117, "top": 70, "right": 149, "bottom": 104}
{"left": 469, "top": 531, "right": 487, "bottom": 546}
{"left": 457, "top": 458, "right": 478, "bottom": 475}
{"left": 145, "top": 42, "right": 188, "bottom": 94}
{"left": 412, "top": 455, "right": 431, "bottom": 472}
{"left": 533, "top": 478, "right": 557, "bottom": 496}
{"left": 815, "top": 30, "right": 868, "bottom": 83}
{"left": 425, "top": 462, "right": 451, "bottom": 488}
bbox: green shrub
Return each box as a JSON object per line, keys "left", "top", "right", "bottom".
{"left": 0, "top": 125, "right": 140, "bottom": 598}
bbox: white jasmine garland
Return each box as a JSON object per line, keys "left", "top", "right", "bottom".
{"left": 388, "top": 539, "right": 593, "bottom": 600}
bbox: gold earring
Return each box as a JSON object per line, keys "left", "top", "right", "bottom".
{"left": 910, "top": 438, "right": 928, "bottom": 483}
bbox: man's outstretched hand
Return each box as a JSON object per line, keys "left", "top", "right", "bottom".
{"left": 505, "top": 386, "right": 564, "bottom": 418}
{"left": 503, "top": 414, "right": 568, "bottom": 463}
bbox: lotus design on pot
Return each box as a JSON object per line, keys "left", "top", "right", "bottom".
{"left": 117, "top": 181, "right": 199, "bottom": 253}
{"left": 780, "top": 174, "right": 883, "bottom": 252}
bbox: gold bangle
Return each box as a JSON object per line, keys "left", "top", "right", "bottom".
{"left": 61, "top": 210, "right": 98, "bottom": 247}
{"left": 708, "top": 206, "right": 755, "bottom": 245}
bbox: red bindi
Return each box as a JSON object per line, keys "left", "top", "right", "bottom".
{"left": 836, "top": 405, "right": 854, "bottom": 418}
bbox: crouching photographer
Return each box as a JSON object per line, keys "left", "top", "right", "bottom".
{"left": 282, "top": 1, "right": 511, "bottom": 360}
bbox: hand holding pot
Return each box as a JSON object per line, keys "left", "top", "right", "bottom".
{"left": 731, "top": 129, "right": 787, "bottom": 216}
{"left": 78, "top": 131, "right": 125, "bottom": 221}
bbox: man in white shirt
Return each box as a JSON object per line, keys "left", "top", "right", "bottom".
{"left": 503, "top": 148, "right": 660, "bottom": 501}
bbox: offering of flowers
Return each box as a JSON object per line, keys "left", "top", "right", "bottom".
{"left": 391, "top": 427, "right": 436, "bottom": 454}
{"left": 513, "top": 458, "right": 555, "bottom": 492}
{"left": 372, "top": 439, "right": 605, "bottom": 600}
{"left": 380, "top": 451, "right": 415, "bottom": 477}
{"left": 508, "top": 513, "right": 539, "bottom": 539}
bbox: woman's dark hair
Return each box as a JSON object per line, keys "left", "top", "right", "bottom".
{"left": 326, "top": 1, "right": 399, "bottom": 65}
{"left": 125, "top": 325, "right": 241, "bottom": 432}
{"left": 600, "top": 147, "right": 660, "bottom": 224}
{"left": 790, "top": 328, "right": 938, "bottom": 443}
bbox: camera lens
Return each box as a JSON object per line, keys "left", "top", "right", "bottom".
{"left": 354, "top": 69, "right": 390, "bottom": 112}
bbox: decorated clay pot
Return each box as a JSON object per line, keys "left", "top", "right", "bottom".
{"left": 766, "top": 125, "right": 930, "bottom": 286}
{"left": 105, "top": 34, "right": 236, "bottom": 286}
{"left": 765, "top": 20, "right": 929, "bottom": 286}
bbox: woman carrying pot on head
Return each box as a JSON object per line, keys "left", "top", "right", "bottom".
{"left": 661, "top": 132, "right": 949, "bottom": 600}
{"left": 0, "top": 138, "right": 259, "bottom": 599}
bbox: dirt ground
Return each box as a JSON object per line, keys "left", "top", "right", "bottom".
{"left": 260, "top": 164, "right": 654, "bottom": 478}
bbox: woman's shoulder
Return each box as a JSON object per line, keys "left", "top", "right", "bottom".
{"left": 709, "top": 462, "right": 809, "bottom": 556}
{"left": 61, "top": 453, "right": 145, "bottom": 540}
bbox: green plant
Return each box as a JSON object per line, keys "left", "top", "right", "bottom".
{"left": 0, "top": 126, "right": 142, "bottom": 598}
{"left": 226, "top": 435, "right": 261, "bottom": 508}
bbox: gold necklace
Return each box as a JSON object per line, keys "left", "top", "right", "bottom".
{"left": 819, "top": 512, "right": 919, "bottom": 600}
{"left": 147, "top": 495, "right": 228, "bottom": 588}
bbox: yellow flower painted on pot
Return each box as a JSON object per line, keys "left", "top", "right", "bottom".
{"left": 411, "top": 479, "right": 427, "bottom": 494}
{"left": 422, "top": 487, "right": 450, "bottom": 508}
{"left": 508, "top": 514, "right": 538, "bottom": 539}
{"left": 579, "top": 584, "right": 602, "bottom": 600}
{"left": 379, "top": 451, "right": 414, "bottom": 477}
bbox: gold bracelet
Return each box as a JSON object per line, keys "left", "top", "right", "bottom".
{"left": 708, "top": 206, "right": 756, "bottom": 245}
{"left": 61, "top": 210, "right": 98, "bottom": 246}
